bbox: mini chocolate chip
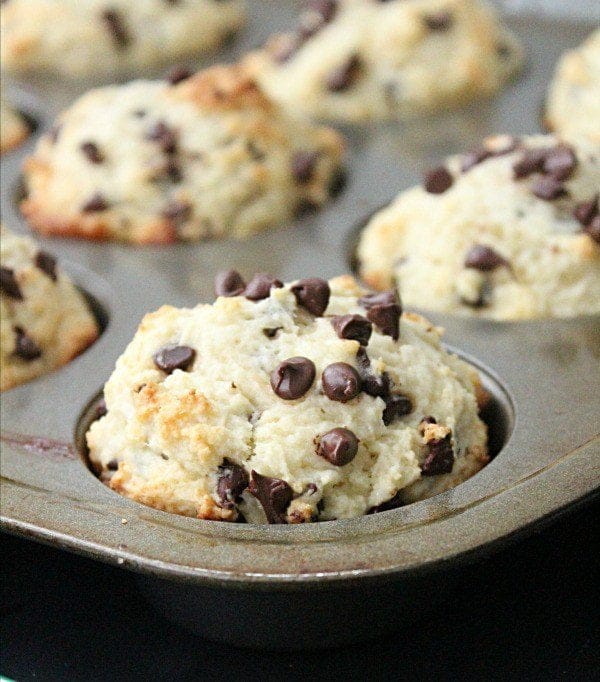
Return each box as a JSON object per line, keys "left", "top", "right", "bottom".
{"left": 107, "top": 458, "right": 119, "bottom": 471}
{"left": 162, "top": 201, "right": 191, "bottom": 225}
{"left": 574, "top": 195, "right": 599, "bottom": 227}
{"left": 214, "top": 269, "right": 246, "bottom": 297}
{"left": 360, "top": 290, "right": 401, "bottom": 340}
{"left": 421, "top": 434, "right": 454, "bottom": 476}
{"left": 248, "top": 471, "right": 293, "bottom": 524}
{"left": 420, "top": 415, "right": 437, "bottom": 428}
{"left": 464, "top": 245, "right": 510, "bottom": 271}
{"left": 166, "top": 65, "right": 193, "bottom": 85}
{"left": 461, "top": 148, "right": 492, "bottom": 173}
{"left": 246, "top": 141, "right": 265, "bottom": 161}
{"left": 133, "top": 109, "right": 147, "bottom": 118}
{"left": 291, "top": 277, "right": 330, "bottom": 316}
{"left": 101, "top": 9, "right": 130, "bottom": 48}
{"left": 216, "top": 459, "right": 249, "bottom": 509}
{"left": 584, "top": 215, "right": 600, "bottom": 245}
{"left": 382, "top": 394, "right": 413, "bottom": 425}
{"left": 424, "top": 166, "right": 453, "bottom": 194}
{"left": 146, "top": 121, "right": 177, "bottom": 154}
{"left": 80, "top": 141, "right": 104, "bottom": 164}
{"left": 291, "top": 151, "right": 319, "bottom": 184}
{"left": 94, "top": 397, "right": 108, "bottom": 420}
{"left": 423, "top": 11, "right": 452, "bottom": 30}
{"left": 496, "top": 42, "right": 512, "bottom": 60}
{"left": 531, "top": 175, "right": 567, "bottom": 201}
{"left": 326, "top": 55, "right": 361, "bottom": 92}
{"left": 328, "top": 167, "right": 347, "bottom": 197}
{"left": 271, "top": 357, "right": 316, "bottom": 400}
{"left": 367, "top": 491, "right": 404, "bottom": 514}
{"left": 512, "top": 148, "right": 547, "bottom": 178}
{"left": 13, "top": 327, "right": 42, "bottom": 360}
{"left": 0, "top": 267, "right": 23, "bottom": 300}
{"left": 331, "top": 314, "right": 372, "bottom": 345}
{"left": 263, "top": 327, "right": 282, "bottom": 339}
{"left": 82, "top": 192, "right": 109, "bottom": 212}
{"left": 163, "top": 160, "right": 182, "bottom": 183}
{"left": 34, "top": 252, "right": 57, "bottom": 281}
{"left": 543, "top": 144, "right": 577, "bottom": 181}
{"left": 321, "top": 362, "right": 361, "bottom": 402}
{"left": 317, "top": 428, "right": 359, "bottom": 466}
{"left": 356, "top": 346, "right": 390, "bottom": 397}
{"left": 244, "top": 273, "right": 283, "bottom": 301}
{"left": 153, "top": 345, "right": 196, "bottom": 373}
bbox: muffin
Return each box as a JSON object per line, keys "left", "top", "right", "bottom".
{"left": 0, "top": 95, "right": 29, "bottom": 154}
{"left": 357, "top": 135, "right": 600, "bottom": 319}
{"left": 0, "top": 227, "right": 99, "bottom": 391}
{"left": 20, "top": 65, "right": 346, "bottom": 244}
{"left": 87, "top": 274, "right": 489, "bottom": 524}
{"left": 245, "top": 0, "right": 523, "bottom": 122}
{"left": 545, "top": 30, "right": 600, "bottom": 144}
{"left": 1, "top": 0, "right": 246, "bottom": 79}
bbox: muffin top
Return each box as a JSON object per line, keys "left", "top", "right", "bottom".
{"left": 245, "top": 0, "right": 522, "bottom": 122}
{"left": 87, "top": 274, "right": 488, "bottom": 524}
{"left": 21, "top": 65, "right": 346, "bottom": 244}
{"left": 357, "top": 135, "right": 600, "bottom": 319}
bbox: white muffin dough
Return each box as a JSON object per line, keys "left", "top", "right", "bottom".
{"left": 245, "top": 0, "right": 523, "bottom": 123}
{"left": 0, "top": 227, "right": 99, "bottom": 391}
{"left": 0, "top": 0, "right": 246, "bottom": 79}
{"left": 545, "top": 30, "right": 600, "bottom": 145}
{"left": 20, "top": 65, "right": 346, "bottom": 244}
{"left": 357, "top": 135, "right": 600, "bottom": 319}
{"left": 87, "top": 275, "right": 489, "bottom": 524}
{"left": 1, "top": 95, "right": 29, "bottom": 154}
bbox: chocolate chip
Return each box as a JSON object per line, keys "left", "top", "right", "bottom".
{"left": 164, "top": 160, "right": 182, "bottom": 183}
{"left": 216, "top": 459, "right": 249, "bottom": 509}
{"left": 13, "top": 327, "right": 42, "bottom": 361}
{"left": 328, "top": 167, "right": 347, "bottom": 197}
{"left": 496, "top": 42, "right": 513, "bottom": 60}
{"left": 244, "top": 273, "right": 283, "bottom": 301}
{"left": 421, "top": 434, "right": 454, "bottom": 476}
{"left": 367, "top": 491, "right": 404, "bottom": 514}
{"left": 291, "top": 277, "right": 330, "bottom": 316}
{"left": 0, "top": 267, "right": 23, "bottom": 300}
{"left": 317, "top": 428, "right": 359, "bottom": 466}
{"left": 81, "top": 192, "right": 109, "bottom": 213}
{"left": 360, "top": 290, "right": 401, "bottom": 340}
{"left": 101, "top": 9, "right": 130, "bottom": 49}
{"left": 80, "top": 141, "right": 104, "bottom": 164}
{"left": 574, "top": 195, "right": 599, "bottom": 227}
{"left": 321, "top": 362, "right": 361, "bottom": 402}
{"left": 584, "top": 215, "right": 600, "bottom": 245}
{"left": 107, "top": 458, "right": 119, "bottom": 471}
{"left": 146, "top": 121, "right": 177, "bottom": 154}
{"left": 263, "top": 327, "right": 282, "bottom": 339}
{"left": 531, "top": 175, "right": 567, "bottom": 201}
{"left": 291, "top": 151, "right": 319, "bottom": 184}
{"left": 543, "top": 144, "right": 577, "bottom": 181}
{"left": 326, "top": 55, "right": 361, "bottom": 92}
{"left": 214, "top": 269, "right": 246, "bottom": 297}
{"left": 382, "top": 394, "right": 413, "bottom": 425}
{"left": 464, "top": 245, "right": 510, "bottom": 272}
{"left": 512, "top": 148, "right": 547, "bottom": 178}
{"left": 423, "top": 11, "right": 452, "bottom": 30}
{"left": 94, "top": 397, "right": 108, "bottom": 420}
{"left": 162, "top": 200, "right": 191, "bottom": 225}
{"left": 34, "top": 252, "right": 57, "bottom": 281}
{"left": 166, "top": 65, "right": 193, "bottom": 85}
{"left": 248, "top": 471, "right": 293, "bottom": 524}
{"left": 356, "top": 347, "right": 390, "bottom": 397}
{"left": 271, "top": 357, "right": 316, "bottom": 400}
{"left": 153, "top": 345, "right": 196, "bottom": 374}
{"left": 331, "top": 314, "right": 372, "bottom": 346}
{"left": 424, "top": 166, "right": 453, "bottom": 194}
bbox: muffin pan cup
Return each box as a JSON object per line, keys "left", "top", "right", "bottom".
{"left": 1, "top": 2, "right": 599, "bottom": 649}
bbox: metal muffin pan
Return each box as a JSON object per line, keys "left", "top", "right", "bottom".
{"left": 1, "top": 1, "right": 599, "bottom": 650}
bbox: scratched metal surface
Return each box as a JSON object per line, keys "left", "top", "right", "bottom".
{"left": 1, "top": 1, "right": 599, "bottom": 591}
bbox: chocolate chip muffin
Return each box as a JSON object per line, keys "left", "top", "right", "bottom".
{"left": 20, "top": 65, "right": 346, "bottom": 244}
{"left": 357, "top": 135, "right": 600, "bottom": 319}
{"left": 0, "top": 95, "right": 29, "bottom": 154}
{"left": 87, "top": 274, "right": 489, "bottom": 524}
{"left": 545, "top": 30, "right": 600, "bottom": 144}
{"left": 0, "top": 0, "right": 246, "bottom": 79}
{"left": 0, "top": 227, "right": 99, "bottom": 391}
{"left": 245, "top": 0, "right": 523, "bottom": 123}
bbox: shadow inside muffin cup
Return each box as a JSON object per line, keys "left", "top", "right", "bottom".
{"left": 75, "top": 358, "right": 514, "bottom": 523}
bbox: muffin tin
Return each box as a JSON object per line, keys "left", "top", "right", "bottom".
{"left": 1, "top": 1, "right": 599, "bottom": 650}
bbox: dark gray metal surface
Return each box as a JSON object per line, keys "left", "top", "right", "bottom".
{"left": 1, "top": 0, "right": 599, "bottom": 621}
